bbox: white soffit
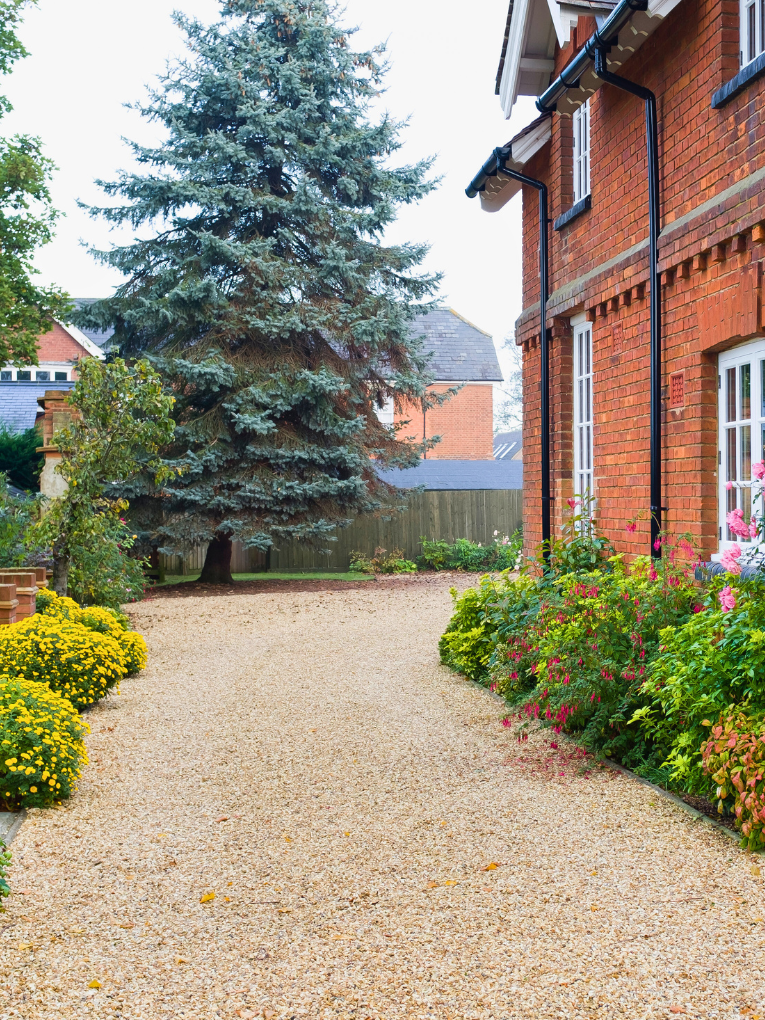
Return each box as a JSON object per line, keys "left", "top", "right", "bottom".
{"left": 498, "top": 0, "right": 685, "bottom": 118}
{"left": 479, "top": 117, "right": 552, "bottom": 213}
{"left": 60, "top": 321, "right": 107, "bottom": 361}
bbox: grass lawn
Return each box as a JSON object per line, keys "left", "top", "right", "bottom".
{"left": 157, "top": 571, "right": 373, "bottom": 586}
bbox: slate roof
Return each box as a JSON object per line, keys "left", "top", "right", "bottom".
{"left": 493, "top": 430, "right": 523, "bottom": 460}
{"left": 414, "top": 308, "right": 503, "bottom": 382}
{"left": 376, "top": 458, "right": 522, "bottom": 490}
{"left": 0, "top": 381, "right": 76, "bottom": 433}
{"left": 73, "top": 298, "right": 116, "bottom": 350}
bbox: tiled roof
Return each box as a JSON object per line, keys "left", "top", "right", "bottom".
{"left": 493, "top": 430, "right": 523, "bottom": 460}
{"left": 414, "top": 308, "right": 503, "bottom": 382}
{"left": 0, "top": 382, "right": 76, "bottom": 433}
{"left": 73, "top": 299, "right": 115, "bottom": 349}
{"left": 376, "top": 458, "right": 522, "bottom": 490}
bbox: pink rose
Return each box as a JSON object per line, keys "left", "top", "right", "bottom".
{"left": 726, "top": 481, "right": 733, "bottom": 490}
{"left": 753, "top": 461, "right": 765, "bottom": 480}
{"left": 726, "top": 508, "right": 751, "bottom": 539}
{"left": 750, "top": 519, "right": 760, "bottom": 539}
{"left": 719, "top": 585, "right": 736, "bottom": 613}
{"left": 720, "top": 545, "right": 743, "bottom": 574}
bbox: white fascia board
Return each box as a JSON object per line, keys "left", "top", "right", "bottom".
{"left": 498, "top": 0, "right": 531, "bottom": 116}
{"left": 479, "top": 118, "right": 552, "bottom": 213}
{"left": 58, "top": 321, "right": 107, "bottom": 360}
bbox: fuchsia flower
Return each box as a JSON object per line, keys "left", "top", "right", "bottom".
{"left": 726, "top": 508, "right": 751, "bottom": 539}
{"left": 753, "top": 460, "right": 765, "bottom": 480}
{"left": 653, "top": 536, "right": 663, "bottom": 552}
{"left": 567, "top": 497, "right": 577, "bottom": 509}
{"left": 719, "top": 585, "right": 737, "bottom": 613}
{"left": 625, "top": 521, "right": 637, "bottom": 533}
{"left": 720, "top": 545, "right": 742, "bottom": 574}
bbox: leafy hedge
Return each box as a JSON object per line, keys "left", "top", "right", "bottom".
{"left": 0, "top": 674, "right": 89, "bottom": 809}
{"left": 0, "top": 840, "right": 9, "bottom": 900}
{"left": 439, "top": 537, "right": 765, "bottom": 849}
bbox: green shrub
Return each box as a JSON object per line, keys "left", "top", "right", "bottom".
{"left": 0, "top": 615, "right": 127, "bottom": 709}
{"left": 68, "top": 511, "right": 148, "bottom": 608}
{"left": 78, "top": 605, "right": 126, "bottom": 640}
{"left": 419, "top": 531, "right": 522, "bottom": 573}
{"left": 0, "top": 474, "right": 44, "bottom": 567}
{"left": 636, "top": 574, "right": 765, "bottom": 792}
{"left": 0, "top": 840, "right": 9, "bottom": 900}
{"left": 349, "top": 547, "right": 416, "bottom": 574}
{"left": 439, "top": 572, "right": 522, "bottom": 681}
{"left": 0, "top": 425, "right": 43, "bottom": 492}
{"left": 118, "top": 630, "right": 148, "bottom": 675}
{"left": 0, "top": 673, "right": 89, "bottom": 809}
{"left": 35, "top": 588, "right": 81, "bottom": 621}
{"left": 702, "top": 710, "right": 765, "bottom": 851}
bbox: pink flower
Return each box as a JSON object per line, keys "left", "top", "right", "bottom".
{"left": 753, "top": 461, "right": 765, "bottom": 480}
{"left": 726, "top": 481, "right": 733, "bottom": 490}
{"left": 649, "top": 566, "right": 658, "bottom": 581}
{"left": 720, "top": 544, "right": 743, "bottom": 574}
{"left": 750, "top": 519, "right": 760, "bottom": 539}
{"left": 567, "top": 497, "right": 577, "bottom": 509}
{"left": 501, "top": 718, "right": 511, "bottom": 728}
{"left": 693, "top": 603, "right": 704, "bottom": 613}
{"left": 719, "top": 585, "right": 737, "bottom": 613}
{"left": 625, "top": 521, "right": 637, "bottom": 533}
{"left": 726, "top": 508, "right": 751, "bottom": 539}
{"left": 550, "top": 742, "right": 558, "bottom": 750}
{"left": 653, "top": 537, "right": 662, "bottom": 551}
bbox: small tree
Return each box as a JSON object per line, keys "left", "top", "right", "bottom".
{"left": 78, "top": 0, "right": 442, "bottom": 584}
{"left": 37, "top": 358, "right": 175, "bottom": 595}
{"left": 0, "top": 1, "right": 70, "bottom": 366}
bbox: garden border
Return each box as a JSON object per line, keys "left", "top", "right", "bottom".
{"left": 0, "top": 811, "right": 25, "bottom": 845}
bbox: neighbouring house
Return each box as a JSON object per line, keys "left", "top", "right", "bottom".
{"left": 0, "top": 300, "right": 111, "bottom": 435}
{"left": 467, "top": 0, "right": 765, "bottom": 563}
{"left": 493, "top": 429, "right": 523, "bottom": 461}
{"left": 380, "top": 308, "right": 503, "bottom": 460}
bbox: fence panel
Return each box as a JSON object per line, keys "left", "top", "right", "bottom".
{"left": 161, "top": 488, "right": 522, "bottom": 575}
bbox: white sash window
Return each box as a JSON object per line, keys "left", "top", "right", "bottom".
{"left": 742, "top": 0, "right": 765, "bottom": 65}
{"left": 572, "top": 100, "right": 590, "bottom": 204}
{"left": 573, "top": 316, "right": 593, "bottom": 501}
{"left": 718, "top": 339, "right": 765, "bottom": 551}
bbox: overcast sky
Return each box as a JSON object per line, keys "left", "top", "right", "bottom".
{"left": 4, "top": 0, "right": 538, "bottom": 375}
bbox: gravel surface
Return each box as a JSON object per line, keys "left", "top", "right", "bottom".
{"left": 1, "top": 578, "right": 764, "bottom": 1019}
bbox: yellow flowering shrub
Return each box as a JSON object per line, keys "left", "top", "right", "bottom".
{"left": 0, "top": 674, "right": 89, "bottom": 809}
{"left": 0, "top": 616, "right": 127, "bottom": 709}
{"left": 118, "top": 631, "right": 148, "bottom": 675}
{"left": 78, "top": 606, "right": 125, "bottom": 640}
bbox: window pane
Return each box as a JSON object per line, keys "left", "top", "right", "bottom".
{"left": 54, "top": 371, "right": 67, "bottom": 381}
{"left": 585, "top": 330, "right": 591, "bottom": 374}
{"left": 36, "top": 370, "right": 49, "bottom": 382}
{"left": 750, "top": 1, "right": 756, "bottom": 61}
{"left": 727, "top": 367, "right": 737, "bottom": 421}
{"left": 741, "top": 363, "right": 751, "bottom": 419}
{"left": 0, "top": 371, "right": 10, "bottom": 381}
{"left": 743, "top": 485, "right": 753, "bottom": 526}
{"left": 761, "top": 0, "right": 765, "bottom": 53}
{"left": 17, "top": 370, "right": 30, "bottom": 381}
{"left": 727, "top": 427, "right": 737, "bottom": 481}
{"left": 742, "top": 424, "right": 752, "bottom": 479}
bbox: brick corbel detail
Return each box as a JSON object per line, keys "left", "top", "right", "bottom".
{"left": 696, "top": 262, "right": 761, "bottom": 350}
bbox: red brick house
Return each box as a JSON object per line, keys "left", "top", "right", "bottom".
{"left": 381, "top": 308, "right": 503, "bottom": 460}
{"left": 468, "top": 0, "right": 765, "bottom": 563}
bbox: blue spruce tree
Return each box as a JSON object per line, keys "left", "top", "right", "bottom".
{"left": 79, "top": 0, "right": 443, "bottom": 583}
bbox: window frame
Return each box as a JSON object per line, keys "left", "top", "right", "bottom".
{"left": 572, "top": 314, "right": 594, "bottom": 504}
{"left": 741, "top": 0, "right": 765, "bottom": 67}
{"left": 572, "top": 99, "right": 591, "bottom": 205}
{"left": 717, "top": 338, "right": 765, "bottom": 555}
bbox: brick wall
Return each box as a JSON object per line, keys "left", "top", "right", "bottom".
{"left": 36, "top": 323, "right": 89, "bottom": 367}
{"left": 397, "top": 383, "right": 495, "bottom": 459}
{"left": 515, "top": 0, "right": 765, "bottom": 559}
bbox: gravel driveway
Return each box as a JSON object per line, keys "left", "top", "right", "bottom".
{"left": 1, "top": 578, "right": 764, "bottom": 1019}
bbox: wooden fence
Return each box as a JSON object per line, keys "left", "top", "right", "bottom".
{"left": 160, "top": 488, "right": 523, "bottom": 575}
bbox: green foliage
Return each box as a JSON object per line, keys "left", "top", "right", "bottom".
{"left": 0, "top": 473, "right": 43, "bottom": 566}
{"left": 438, "top": 573, "right": 522, "bottom": 681}
{"left": 0, "top": 615, "right": 127, "bottom": 709}
{"left": 0, "top": 1, "right": 71, "bottom": 367}
{"left": 542, "top": 499, "right": 616, "bottom": 577}
{"left": 0, "top": 425, "right": 42, "bottom": 491}
{"left": 77, "top": 0, "right": 442, "bottom": 561}
{"left": 701, "top": 710, "right": 765, "bottom": 851}
{"left": 68, "top": 511, "right": 147, "bottom": 608}
{"left": 349, "top": 546, "right": 416, "bottom": 574}
{"left": 0, "top": 672, "right": 89, "bottom": 809}
{"left": 419, "top": 532, "right": 522, "bottom": 572}
{"left": 637, "top": 575, "right": 765, "bottom": 792}
{"left": 0, "top": 839, "right": 9, "bottom": 900}
{"left": 34, "top": 357, "right": 175, "bottom": 596}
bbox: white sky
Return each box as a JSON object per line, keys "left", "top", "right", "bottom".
{"left": 3, "top": 0, "right": 538, "bottom": 378}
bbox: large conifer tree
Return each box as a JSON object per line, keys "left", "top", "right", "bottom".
{"left": 79, "top": 0, "right": 442, "bottom": 582}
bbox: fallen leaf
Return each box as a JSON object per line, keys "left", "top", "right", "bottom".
{"left": 67, "top": 927, "right": 85, "bottom": 935}
{"left": 591, "top": 871, "right": 597, "bottom": 876}
{"left": 444, "top": 880, "right": 458, "bottom": 887}
{"left": 482, "top": 863, "right": 499, "bottom": 871}
{"left": 17, "top": 888, "right": 32, "bottom": 895}
{"left": 224, "top": 896, "right": 231, "bottom": 902}
{"left": 669, "top": 1009, "right": 686, "bottom": 1015}
{"left": 426, "top": 881, "right": 439, "bottom": 889}
{"left": 200, "top": 892, "right": 215, "bottom": 904}
{"left": 284, "top": 836, "right": 292, "bottom": 842}
{"left": 88, "top": 980, "right": 102, "bottom": 990}
{"left": 176, "top": 957, "right": 188, "bottom": 965}
{"left": 590, "top": 904, "right": 598, "bottom": 911}
{"left": 118, "top": 923, "right": 134, "bottom": 930}
{"left": 343, "top": 832, "right": 350, "bottom": 837}
{"left": 17, "top": 942, "right": 33, "bottom": 951}
{"left": 215, "top": 816, "right": 229, "bottom": 823}
{"left": 752, "top": 865, "right": 761, "bottom": 877}
{"left": 277, "top": 908, "right": 292, "bottom": 914}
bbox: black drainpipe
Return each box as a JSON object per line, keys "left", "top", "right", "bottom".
{"left": 494, "top": 157, "right": 552, "bottom": 560}
{"left": 592, "top": 48, "right": 663, "bottom": 558}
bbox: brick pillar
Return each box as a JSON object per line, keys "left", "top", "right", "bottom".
{"left": 0, "top": 584, "right": 18, "bottom": 626}
{"left": 36, "top": 390, "right": 78, "bottom": 499}
{"left": 0, "top": 573, "right": 37, "bottom": 619}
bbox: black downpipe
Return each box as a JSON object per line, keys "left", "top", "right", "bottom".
{"left": 494, "top": 155, "right": 552, "bottom": 560}
{"left": 593, "top": 48, "right": 663, "bottom": 558}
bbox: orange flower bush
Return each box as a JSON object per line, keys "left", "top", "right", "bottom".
{"left": 702, "top": 711, "right": 765, "bottom": 851}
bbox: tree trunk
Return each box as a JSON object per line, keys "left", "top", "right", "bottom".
{"left": 199, "top": 535, "right": 234, "bottom": 584}
{"left": 52, "top": 540, "right": 69, "bottom": 596}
